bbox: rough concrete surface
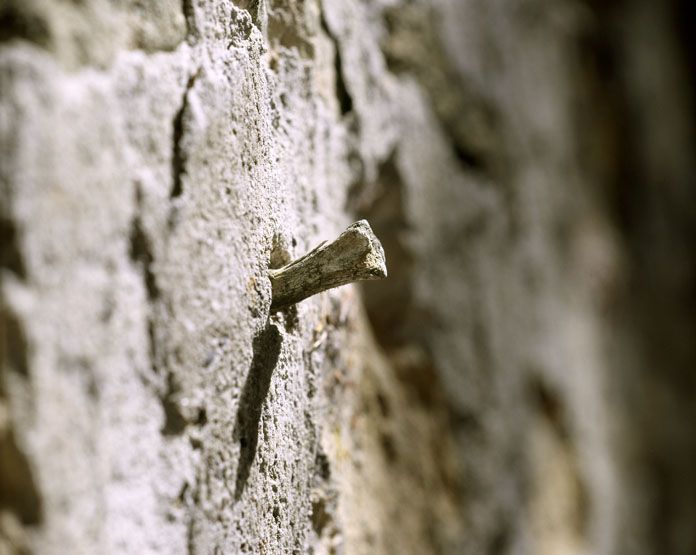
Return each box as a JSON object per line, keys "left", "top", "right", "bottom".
{"left": 1, "top": 0, "right": 695, "bottom": 554}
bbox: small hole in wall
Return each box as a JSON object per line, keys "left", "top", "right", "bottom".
{"left": 315, "top": 451, "right": 331, "bottom": 481}
{"left": 196, "top": 407, "right": 208, "bottom": 426}
{"left": 453, "top": 142, "right": 486, "bottom": 171}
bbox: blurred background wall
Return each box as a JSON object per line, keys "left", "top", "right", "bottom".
{"left": 1, "top": 0, "right": 694, "bottom": 553}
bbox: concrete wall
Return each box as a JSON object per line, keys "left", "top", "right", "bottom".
{"left": 1, "top": 1, "right": 695, "bottom": 554}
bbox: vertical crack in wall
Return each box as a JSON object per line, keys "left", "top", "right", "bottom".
{"left": 131, "top": 67, "right": 204, "bottom": 438}
{"left": 182, "top": 0, "right": 195, "bottom": 41}
{"left": 129, "top": 185, "right": 160, "bottom": 304}
{"left": 170, "top": 68, "right": 201, "bottom": 202}
{"left": 128, "top": 181, "right": 162, "bottom": 384}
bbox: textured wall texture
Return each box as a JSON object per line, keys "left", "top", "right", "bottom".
{"left": 1, "top": 0, "right": 695, "bottom": 554}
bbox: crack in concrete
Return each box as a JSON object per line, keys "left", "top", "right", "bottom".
{"left": 170, "top": 68, "right": 202, "bottom": 201}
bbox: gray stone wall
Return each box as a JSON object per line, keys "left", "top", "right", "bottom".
{"left": 1, "top": 1, "right": 694, "bottom": 554}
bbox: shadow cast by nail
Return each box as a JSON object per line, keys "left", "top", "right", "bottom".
{"left": 233, "top": 323, "right": 282, "bottom": 500}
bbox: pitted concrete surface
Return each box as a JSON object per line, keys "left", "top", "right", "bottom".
{"left": 2, "top": 1, "right": 695, "bottom": 554}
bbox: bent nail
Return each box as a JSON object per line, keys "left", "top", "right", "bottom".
{"left": 268, "top": 220, "right": 387, "bottom": 310}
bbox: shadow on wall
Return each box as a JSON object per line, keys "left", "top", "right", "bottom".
{"left": 232, "top": 323, "right": 282, "bottom": 500}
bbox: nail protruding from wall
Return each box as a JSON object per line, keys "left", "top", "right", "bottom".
{"left": 268, "top": 220, "right": 387, "bottom": 310}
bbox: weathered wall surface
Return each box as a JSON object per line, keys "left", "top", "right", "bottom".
{"left": 1, "top": 0, "right": 694, "bottom": 554}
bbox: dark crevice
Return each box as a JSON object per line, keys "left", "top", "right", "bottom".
{"left": 146, "top": 320, "right": 158, "bottom": 376}
{"left": 334, "top": 45, "right": 353, "bottom": 116}
{"left": 445, "top": 101, "right": 498, "bottom": 174}
{"left": 232, "top": 323, "right": 282, "bottom": 500}
{"left": 0, "top": 215, "right": 41, "bottom": 530}
{"left": 170, "top": 69, "right": 201, "bottom": 201}
{"left": 129, "top": 185, "right": 160, "bottom": 303}
{"left": 320, "top": 12, "right": 353, "bottom": 116}
{"left": 128, "top": 183, "right": 163, "bottom": 381}
{"left": 182, "top": 0, "right": 196, "bottom": 41}
{"left": 0, "top": 217, "right": 26, "bottom": 279}
{"left": 0, "top": 429, "right": 43, "bottom": 525}
{"left": 195, "top": 407, "right": 207, "bottom": 426}
{"left": 452, "top": 142, "right": 486, "bottom": 171}
{"left": 0, "top": 3, "right": 50, "bottom": 47}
